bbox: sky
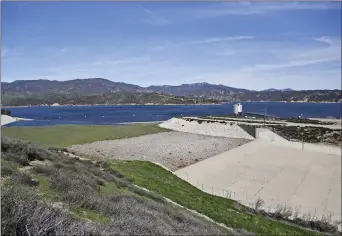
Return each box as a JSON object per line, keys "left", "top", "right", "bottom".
{"left": 1, "top": 1, "right": 341, "bottom": 90}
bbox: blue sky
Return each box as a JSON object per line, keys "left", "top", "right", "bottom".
{"left": 1, "top": 1, "right": 341, "bottom": 90}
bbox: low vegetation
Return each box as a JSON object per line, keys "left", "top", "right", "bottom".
{"left": 250, "top": 199, "right": 341, "bottom": 234}
{"left": 1, "top": 123, "right": 169, "bottom": 147}
{"left": 284, "top": 117, "right": 335, "bottom": 125}
{"left": 197, "top": 116, "right": 281, "bottom": 125}
{"left": 1, "top": 137, "right": 229, "bottom": 235}
{"left": 270, "top": 125, "right": 342, "bottom": 145}
{"left": 1, "top": 108, "right": 11, "bottom": 116}
{"left": 1, "top": 91, "right": 219, "bottom": 106}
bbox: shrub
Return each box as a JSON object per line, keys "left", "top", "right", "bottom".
{"left": 253, "top": 197, "right": 264, "bottom": 211}
{"left": 10, "top": 172, "right": 39, "bottom": 187}
{"left": 1, "top": 108, "right": 11, "bottom": 116}
{"left": 2, "top": 152, "right": 30, "bottom": 166}
{"left": 1, "top": 161, "right": 18, "bottom": 176}
{"left": 106, "top": 166, "right": 126, "bottom": 178}
{"left": 96, "top": 177, "right": 106, "bottom": 186}
{"left": 26, "top": 146, "right": 45, "bottom": 161}
{"left": 33, "top": 164, "right": 59, "bottom": 176}
{"left": 1, "top": 137, "right": 50, "bottom": 165}
{"left": 249, "top": 202, "right": 340, "bottom": 234}
{"left": 1, "top": 185, "right": 101, "bottom": 236}
{"left": 128, "top": 185, "right": 166, "bottom": 204}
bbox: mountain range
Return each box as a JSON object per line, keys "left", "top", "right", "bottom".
{"left": 262, "top": 88, "right": 294, "bottom": 92}
{"left": 1, "top": 78, "right": 341, "bottom": 106}
{"left": 1, "top": 79, "right": 251, "bottom": 96}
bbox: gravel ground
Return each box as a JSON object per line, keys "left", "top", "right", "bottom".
{"left": 159, "top": 118, "right": 255, "bottom": 140}
{"left": 69, "top": 131, "right": 251, "bottom": 171}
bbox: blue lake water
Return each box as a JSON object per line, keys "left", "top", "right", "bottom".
{"left": 4, "top": 102, "right": 342, "bottom": 127}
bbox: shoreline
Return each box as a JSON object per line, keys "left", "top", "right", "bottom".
{"left": 1, "top": 115, "right": 33, "bottom": 126}
{"left": 2, "top": 103, "right": 220, "bottom": 108}
{"left": 2, "top": 100, "right": 341, "bottom": 108}
{"left": 117, "top": 121, "right": 164, "bottom": 125}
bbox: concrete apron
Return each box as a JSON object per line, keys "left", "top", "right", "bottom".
{"left": 174, "top": 138, "right": 341, "bottom": 230}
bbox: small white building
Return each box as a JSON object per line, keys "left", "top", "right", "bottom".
{"left": 233, "top": 103, "right": 243, "bottom": 115}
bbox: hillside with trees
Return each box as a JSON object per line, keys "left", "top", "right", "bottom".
{"left": 1, "top": 78, "right": 341, "bottom": 106}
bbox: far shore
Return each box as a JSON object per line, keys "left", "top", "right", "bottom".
{"left": 2, "top": 103, "right": 221, "bottom": 108}
{"left": 2, "top": 100, "right": 341, "bottom": 108}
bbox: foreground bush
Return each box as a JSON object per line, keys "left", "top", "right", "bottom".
{"left": 1, "top": 186, "right": 98, "bottom": 236}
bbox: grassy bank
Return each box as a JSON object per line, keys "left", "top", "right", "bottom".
{"left": 1, "top": 124, "right": 169, "bottom": 147}
{"left": 1, "top": 137, "right": 228, "bottom": 235}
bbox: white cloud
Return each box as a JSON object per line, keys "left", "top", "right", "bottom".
{"left": 142, "top": 2, "right": 341, "bottom": 24}
{"left": 203, "top": 2, "right": 340, "bottom": 17}
{"left": 145, "top": 36, "right": 255, "bottom": 52}
{"left": 314, "top": 36, "right": 333, "bottom": 45}
{"left": 247, "top": 57, "right": 339, "bottom": 72}
{"left": 234, "top": 38, "right": 341, "bottom": 73}
{"left": 223, "top": 70, "right": 341, "bottom": 90}
{"left": 185, "top": 36, "right": 255, "bottom": 45}
{"left": 253, "top": 2, "right": 339, "bottom": 11}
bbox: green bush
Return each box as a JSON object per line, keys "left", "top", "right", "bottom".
{"left": 10, "top": 172, "right": 39, "bottom": 187}
{"left": 1, "top": 185, "right": 100, "bottom": 236}
{"left": 1, "top": 161, "right": 18, "bottom": 176}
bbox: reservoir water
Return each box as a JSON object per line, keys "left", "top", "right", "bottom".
{"left": 4, "top": 102, "right": 341, "bottom": 127}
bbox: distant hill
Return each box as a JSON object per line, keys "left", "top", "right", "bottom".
{"left": 262, "top": 88, "right": 294, "bottom": 92}
{"left": 1, "top": 78, "right": 341, "bottom": 106}
{"left": 1, "top": 78, "right": 144, "bottom": 95}
{"left": 146, "top": 82, "right": 250, "bottom": 98}
{"left": 1, "top": 79, "right": 250, "bottom": 98}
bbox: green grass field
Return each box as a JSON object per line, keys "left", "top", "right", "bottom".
{"left": 111, "top": 160, "right": 321, "bottom": 236}
{"left": 1, "top": 123, "right": 169, "bottom": 147}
